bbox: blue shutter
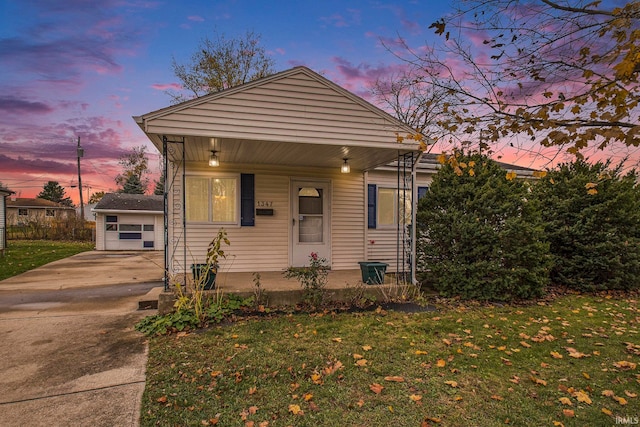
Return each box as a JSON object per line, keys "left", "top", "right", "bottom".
{"left": 418, "top": 186, "right": 429, "bottom": 201}
{"left": 240, "top": 174, "right": 255, "bottom": 226}
{"left": 367, "top": 184, "right": 377, "bottom": 229}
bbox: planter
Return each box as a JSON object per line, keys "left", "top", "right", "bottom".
{"left": 358, "top": 261, "right": 388, "bottom": 285}
{"left": 191, "top": 263, "right": 217, "bottom": 290}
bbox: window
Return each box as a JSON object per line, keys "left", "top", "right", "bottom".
{"left": 119, "top": 233, "right": 141, "bottom": 240}
{"left": 143, "top": 241, "right": 154, "bottom": 248}
{"left": 186, "top": 176, "right": 238, "bottom": 224}
{"left": 106, "top": 215, "right": 118, "bottom": 223}
{"left": 45, "top": 209, "right": 55, "bottom": 217}
{"left": 120, "top": 224, "right": 141, "bottom": 231}
{"left": 18, "top": 208, "right": 28, "bottom": 216}
{"left": 143, "top": 224, "right": 154, "bottom": 231}
{"left": 106, "top": 224, "right": 117, "bottom": 231}
{"left": 376, "top": 187, "right": 412, "bottom": 227}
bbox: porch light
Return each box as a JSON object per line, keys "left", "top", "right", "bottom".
{"left": 209, "top": 150, "right": 220, "bottom": 167}
{"left": 341, "top": 158, "right": 350, "bottom": 173}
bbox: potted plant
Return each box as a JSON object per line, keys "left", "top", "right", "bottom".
{"left": 191, "top": 229, "right": 230, "bottom": 290}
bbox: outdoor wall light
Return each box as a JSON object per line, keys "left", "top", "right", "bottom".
{"left": 209, "top": 150, "right": 220, "bottom": 167}
{"left": 341, "top": 158, "right": 350, "bottom": 173}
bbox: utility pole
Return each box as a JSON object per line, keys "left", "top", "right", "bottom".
{"left": 76, "top": 136, "right": 84, "bottom": 221}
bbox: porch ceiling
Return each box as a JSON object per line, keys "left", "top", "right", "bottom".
{"left": 152, "top": 134, "right": 420, "bottom": 172}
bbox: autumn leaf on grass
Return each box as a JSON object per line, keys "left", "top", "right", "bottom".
{"left": 362, "top": 345, "right": 372, "bottom": 351}
{"left": 558, "top": 397, "right": 573, "bottom": 406}
{"left": 563, "top": 409, "right": 575, "bottom": 418}
{"left": 323, "top": 360, "right": 344, "bottom": 375}
{"left": 444, "top": 380, "right": 458, "bottom": 388}
{"left": 491, "top": 395, "right": 503, "bottom": 401}
{"left": 572, "top": 390, "right": 592, "bottom": 405}
{"left": 303, "top": 393, "right": 313, "bottom": 402}
{"left": 436, "top": 359, "right": 446, "bottom": 368}
{"left": 156, "top": 395, "right": 168, "bottom": 403}
{"left": 288, "top": 404, "right": 304, "bottom": 415}
{"left": 423, "top": 416, "right": 442, "bottom": 425}
{"left": 310, "top": 373, "right": 323, "bottom": 385}
{"left": 384, "top": 376, "right": 405, "bottom": 382}
{"left": 410, "top": 394, "right": 423, "bottom": 403}
{"left": 415, "top": 350, "right": 428, "bottom": 355}
{"left": 332, "top": 337, "right": 342, "bottom": 343}
{"left": 624, "top": 390, "right": 637, "bottom": 398}
{"left": 355, "top": 359, "right": 368, "bottom": 367}
{"left": 565, "top": 347, "right": 589, "bottom": 359}
{"left": 530, "top": 376, "right": 547, "bottom": 386}
{"left": 520, "top": 341, "right": 531, "bottom": 348}
{"left": 353, "top": 353, "right": 364, "bottom": 360}
{"left": 613, "top": 396, "right": 628, "bottom": 405}
{"left": 613, "top": 360, "right": 637, "bottom": 370}
{"left": 602, "top": 408, "right": 613, "bottom": 416}
{"left": 602, "top": 390, "right": 615, "bottom": 397}
{"left": 370, "top": 383, "right": 384, "bottom": 394}
{"left": 550, "top": 351, "right": 563, "bottom": 359}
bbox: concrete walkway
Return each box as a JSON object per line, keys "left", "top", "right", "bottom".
{"left": 0, "top": 250, "right": 164, "bottom": 427}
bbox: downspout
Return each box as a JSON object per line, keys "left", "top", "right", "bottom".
{"left": 411, "top": 150, "right": 424, "bottom": 286}
{"left": 162, "top": 136, "right": 169, "bottom": 292}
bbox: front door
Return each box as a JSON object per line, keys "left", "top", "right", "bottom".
{"left": 291, "top": 180, "right": 331, "bottom": 267}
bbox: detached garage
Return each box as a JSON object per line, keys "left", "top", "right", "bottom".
{"left": 93, "top": 193, "right": 163, "bottom": 251}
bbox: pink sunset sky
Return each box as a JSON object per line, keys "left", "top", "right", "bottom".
{"left": 1, "top": 0, "right": 637, "bottom": 205}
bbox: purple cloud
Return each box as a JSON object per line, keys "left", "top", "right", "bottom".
{"left": 0, "top": 97, "right": 54, "bottom": 115}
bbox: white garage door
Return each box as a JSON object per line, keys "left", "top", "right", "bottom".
{"left": 104, "top": 214, "right": 157, "bottom": 250}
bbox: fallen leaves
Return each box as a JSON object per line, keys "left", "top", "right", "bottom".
{"left": 384, "top": 376, "right": 405, "bottom": 382}
{"left": 369, "top": 383, "right": 384, "bottom": 394}
{"left": 613, "top": 360, "right": 637, "bottom": 370}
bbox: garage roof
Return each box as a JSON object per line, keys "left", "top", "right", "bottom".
{"left": 93, "top": 193, "right": 163, "bottom": 213}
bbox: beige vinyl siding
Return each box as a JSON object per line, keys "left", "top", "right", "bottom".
{"left": 144, "top": 73, "right": 407, "bottom": 146}
{"left": 167, "top": 162, "right": 365, "bottom": 274}
{"left": 331, "top": 173, "right": 365, "bottom": 270}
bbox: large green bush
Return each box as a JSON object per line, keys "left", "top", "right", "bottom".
{"left": 536, "top": 159, "right": 640, "bottom": 291}
{"left": 416, "top": 153, "right": 550, "bottom": 301}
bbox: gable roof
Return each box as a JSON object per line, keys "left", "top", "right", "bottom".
{"left": 93, "top": 193, "right": 163, "bottom": 213}
{"left": 7, "top": 198, "right": 74, "bottom": 209}
{"left": 134, "top": 66, "right": 421, "bottom": 172}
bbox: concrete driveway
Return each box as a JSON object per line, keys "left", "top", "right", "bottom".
{"left": 0, "top": 250, "right": 164, "bottom": 427}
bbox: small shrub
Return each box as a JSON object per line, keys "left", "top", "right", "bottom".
{"left": 284, "top": 252, "right": 329, "bottom": 306}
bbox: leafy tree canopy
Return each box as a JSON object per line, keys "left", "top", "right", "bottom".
{"left": 395, "top": 0, "right": 639, "bottom": 156}
{"left": 115, "top": 145, "right": 149, "bottom": 194}
{"left": 168, "top": 30, "right": 276, "bottom": 103}
{"left": 37, "top": 181, "right": 73, "bottom": 207}
{"left": 88, "top": 191, "right": 105, "bottom": 204}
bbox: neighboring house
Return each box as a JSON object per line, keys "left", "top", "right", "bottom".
{"left": 6, "top": 198, "right": 76, "bottom": 226}
{"left": 93, "top": 193, "right": 163, "bottom": 251}
{"left": 134, "top": 66, "right": 422, "bottom": 285}
{"left": 0, "top": 186, "right": 15, "bottom": 254}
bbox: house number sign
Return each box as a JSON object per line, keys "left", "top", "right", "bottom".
{"left": 256, "top": 201, "right": 273, "bottom": 207}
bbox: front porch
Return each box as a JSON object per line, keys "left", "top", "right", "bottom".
{"left": 156, "top": 268, "right": 414, "bottom": 314}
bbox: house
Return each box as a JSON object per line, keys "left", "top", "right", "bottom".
{"left": 6, "top": 198, "right": 76, "bottom": 226}
{"left": 134, "top": 66, "right": 423, "bottom": 287}
{"left": 93, "top": 193, "right": 163, "bottom": 251}
{"left": 0, "top": 186, "right": 15, "bottom": 254}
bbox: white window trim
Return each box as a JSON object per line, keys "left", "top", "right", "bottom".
{"left": 185, "top": 173, "right": 241, "bottom": 226}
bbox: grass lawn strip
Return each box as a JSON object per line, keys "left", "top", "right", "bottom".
{"left": 0, "top": 240, "right": 94, "bottom": 281}
{"left": 141, "top": 294, "right": 639, "bottom": 426}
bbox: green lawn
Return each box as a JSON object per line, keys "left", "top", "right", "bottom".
{"left": 0, "top": 240, "right": 94, "bottom": 281}
{"left": 141, "top": 293, "right": 639, "bottom": 426}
